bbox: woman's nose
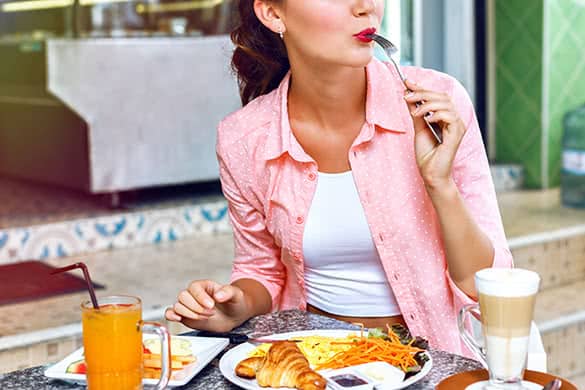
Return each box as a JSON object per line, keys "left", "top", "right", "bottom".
{"left": 352, "top": 0, "right": 377, "bottom": 17}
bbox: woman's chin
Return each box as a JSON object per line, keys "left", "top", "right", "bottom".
{"left": 343, "top": 50, "right": 374, "bottom": 68}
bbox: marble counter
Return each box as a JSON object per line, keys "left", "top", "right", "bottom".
{"left": 0, "top": 310, "right": 482, "bottom": 389}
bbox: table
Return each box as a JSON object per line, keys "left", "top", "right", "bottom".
{"left": 0, "top": 310, "right": 483, "bottom": 389}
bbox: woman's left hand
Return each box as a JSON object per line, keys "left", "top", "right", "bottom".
{"left": 403, "top": 79, "right": 467, "bottom": 191}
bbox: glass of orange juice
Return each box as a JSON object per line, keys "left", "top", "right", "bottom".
{"left": 81, "top": 295, "right": 171, "bottom": 390}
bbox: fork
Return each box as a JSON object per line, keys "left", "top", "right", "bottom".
{"left": 367, "top": 33, "right": 443, "bottom": 144}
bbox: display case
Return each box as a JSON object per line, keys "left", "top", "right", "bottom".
{"left": 0, "top": 0, "right": 237, "bottom": 40}
{"left": 0, "top": 0, "right": 241, "bottom": 194}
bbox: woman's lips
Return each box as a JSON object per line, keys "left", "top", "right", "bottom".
{"left": 354, "top": 27, "right": 376, "bottom": 42}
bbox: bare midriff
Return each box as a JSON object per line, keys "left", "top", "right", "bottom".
{"left": 306, "top": 304, "right": 407, "bottom": 329}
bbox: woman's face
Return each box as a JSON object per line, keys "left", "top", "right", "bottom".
{"left": 277, "top": 0, "right": 384, "bottom": 69}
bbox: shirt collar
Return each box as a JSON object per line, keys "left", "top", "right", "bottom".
{"left": 365, "top": 57, "right": 410, "bottom": 134}
{"left": 263, "top": 57, "right": 409, "bottom": 162}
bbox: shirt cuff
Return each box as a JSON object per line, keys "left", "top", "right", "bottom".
{"left": 446, "top": 269, "right": 476, "bottom": 308}
{"left": 230, "top": 273, "right": 282, "bottom": 311}
{"left": 492, "top": 244, "right": 514, "bottom": 269}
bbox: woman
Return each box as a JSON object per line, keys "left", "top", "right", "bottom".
{"left": 165, "top": 0, "right": 513, "bottom": 357}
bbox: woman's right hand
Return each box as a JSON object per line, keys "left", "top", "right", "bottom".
{"left": 165, "top": 280, "right": 250, "bottom": 332}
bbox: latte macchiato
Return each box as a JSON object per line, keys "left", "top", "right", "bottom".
{"left": 478, "top": 293, "right": 535, "bottom": 337}
{"left": 459, "top": 268, "right": 540, "bottom": 389}
{"left": 478, "top": 293, "right": 536, "bottom": 380}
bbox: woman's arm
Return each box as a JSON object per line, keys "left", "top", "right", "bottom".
{"left": 404, "top": 78, "right": 512, "bottom": 299}
{"left": 232, "top": 278, "right": 273, "bottom": 318}
{"left": 425, "top": 180, "right": 494, "bottom": 297}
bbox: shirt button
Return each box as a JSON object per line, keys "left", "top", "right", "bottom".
{"left": 296, "top": 216, "right": 304, "bottom": 224}
{"left": 308, "top": 172, "right": 316, "bottom": 181}
{"left": 410, "top": 313, "right": 416, "bottom": 321}
{"left": 393, "top": 273, "right": 399, "bottom": 281}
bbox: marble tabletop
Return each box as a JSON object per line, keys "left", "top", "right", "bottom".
{"left": 0, "top": 310, "right": 483, "bottom": 389}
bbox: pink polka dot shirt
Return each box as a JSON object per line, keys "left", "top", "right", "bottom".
{"left": 216, "top": 58, "right": 513, "bottom": 357}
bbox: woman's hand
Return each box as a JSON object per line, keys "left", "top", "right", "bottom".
{"left": 403, "top": 79, "right": 467, "bottom": 192}
{"left": 165, "top": 280, "right": 250, "bottom": 332}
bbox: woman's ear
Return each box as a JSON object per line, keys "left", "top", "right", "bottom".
{"left": 253, "top": 0, "right": 286, "bottom": 35}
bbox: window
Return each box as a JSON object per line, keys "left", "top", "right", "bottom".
{"left": 380, "top": 0, "right": 414, "bottom": 65}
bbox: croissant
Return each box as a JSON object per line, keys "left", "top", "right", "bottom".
{"left": 235, "top": 356, "right": 263, "bottom": 379}
{"left": 235, "top": 341, "right": 327, "bottom": 390}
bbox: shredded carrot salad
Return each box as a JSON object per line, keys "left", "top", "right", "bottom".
{"left": 314, "top": 325, "right": 424, "bottom": 372}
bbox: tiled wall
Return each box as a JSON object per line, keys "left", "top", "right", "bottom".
{"left": 494, "top": 0, "right": 544, "bottom": 188}
{"left": 494, "top": 0, "right": 585, "bottom": 188}
{"left": 511, "top": 233, "right": 585, "bottom": 290}
{"left": 0, "top": 200, "right": 230, "bottom": 264}
{"left": 544, "top": 0, "right": 585, "bottom": 186}
{"left": 542, "top": 323, "right": 585, "bottom": 379}
{"left": 0, "top": 336, "right": 83, "bottom": 374}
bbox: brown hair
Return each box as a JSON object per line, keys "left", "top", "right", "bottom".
{"left": 231, "top": 0, "right": 290, "bottom": 105}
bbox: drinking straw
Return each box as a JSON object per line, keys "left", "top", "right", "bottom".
{"left": 51, "top": 262, "right": 99, "bottom": 309}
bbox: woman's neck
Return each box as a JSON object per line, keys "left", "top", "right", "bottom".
{"left": 287, "top": 60, "right": 368, "bottom": 133}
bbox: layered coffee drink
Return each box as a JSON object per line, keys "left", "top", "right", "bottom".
{"left": 478, "top": 292, "right": 536, "bottom": 379}
{"left": 459, "top": 268, "right": 541, "bottom": 389}
{"left": 475, "top": 268, "right": 540, "bottom": 386}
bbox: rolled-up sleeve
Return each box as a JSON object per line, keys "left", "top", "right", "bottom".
{"left": 216, "top": 126, "right": 285, "bottom": 310}
{"left": 448, "top": 78, "right": 514, "bottom": 306}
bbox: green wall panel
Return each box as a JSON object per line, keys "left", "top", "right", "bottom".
{"left": 495, "top": 0, "right": 544, "bottom": 188}
{"left": 544, "top": 0, "right": 585, "bottom": 186}
{"left": 494, "top": 0, "right": 585, "bottom": 188}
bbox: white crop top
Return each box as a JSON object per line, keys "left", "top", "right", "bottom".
{"left": 302, "top": 171, "right": 401, "bottom": 317}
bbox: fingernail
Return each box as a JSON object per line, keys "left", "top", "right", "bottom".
{"left": 215, "top": 291, "right": 226, "bottom": 300}
{"left": 204, "top": 298, "right": 214, "bottom": 308}
{"left": 411, "top": 110, "right": 417, "bottom": 116}
{"left": 404, "top": 93, "right": 414, "bottom": 99}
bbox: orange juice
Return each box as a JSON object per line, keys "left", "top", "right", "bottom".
{"left": 81, "top": 296, "right": 143, "bottom": 390}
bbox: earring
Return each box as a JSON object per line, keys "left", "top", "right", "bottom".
{"left": 277, "top": 26, "right": 284, "bottom": 40}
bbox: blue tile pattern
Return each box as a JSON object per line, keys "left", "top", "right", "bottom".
{"left": 0, "top": 233, "right": 7, "bottom": 250}
{"left": 0, "top": 200, "right": 230, "bottom": 264}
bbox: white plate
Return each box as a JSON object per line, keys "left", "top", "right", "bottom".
{"left": 44, "top": 334, "right": 229, "bottom": 387}
{"left": 219, "top": 329, "right": 432, "bottom": 390}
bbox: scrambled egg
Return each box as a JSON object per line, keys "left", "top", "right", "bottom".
{"left": 247, "top": 335, "right": 362, "bottom": 368}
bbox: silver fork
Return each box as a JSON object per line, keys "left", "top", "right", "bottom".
{"left": 367, "top": 33, "right": 443, "bottom": 144}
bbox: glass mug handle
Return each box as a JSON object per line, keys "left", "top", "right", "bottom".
{"left": 458, "top": 304, "right": 488, "bottom": 367}
{"left": 140, "top": 321, "right": 171, "bottom": 389}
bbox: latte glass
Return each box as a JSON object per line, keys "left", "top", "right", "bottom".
{"left": 458, "top": 268, "right": 540, "bottom": 389}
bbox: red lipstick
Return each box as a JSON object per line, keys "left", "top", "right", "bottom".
{"left": 353, "top": 27, "right": 376, "bottom": 42}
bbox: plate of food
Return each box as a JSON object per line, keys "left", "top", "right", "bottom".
{"left": 219, "top": 326, "right": 431, "bottom": 390}
{"left": 44, "top": 334, "right": 229, "bottom": 387}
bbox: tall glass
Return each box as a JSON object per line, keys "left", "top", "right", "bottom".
{"left": 458, "top": 268, "right": 540, "bottom": 389}
{"left": 81, "top": 295, "right": 170, "bottom": 390}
